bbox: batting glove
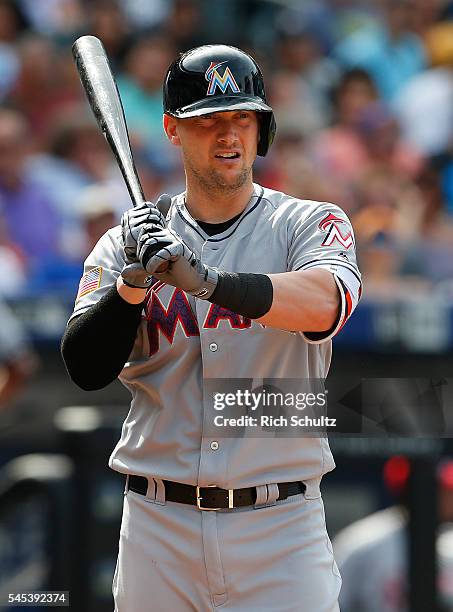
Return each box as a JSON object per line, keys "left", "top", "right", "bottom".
{"left": 135, "top": 224, "right": 219, "bottom": 298}
{"left": 120, "top": 262, "right": 154, "bottom": 289}
{"left": 120, "top": 194, "right": 171, "bottom": 263}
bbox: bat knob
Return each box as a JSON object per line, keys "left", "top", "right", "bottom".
{"left": 155, "top": 193, "right": 172, "bottom": 217}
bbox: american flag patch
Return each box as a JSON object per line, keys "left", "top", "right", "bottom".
{"left": 76, "top": 266, "right": 102, "bottom": 300}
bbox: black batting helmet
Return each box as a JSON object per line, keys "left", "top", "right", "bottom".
{"left": 163, "top": 44, "right": 276, "bottom": 156}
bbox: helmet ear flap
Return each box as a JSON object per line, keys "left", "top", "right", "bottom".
{"left": 257, "top": 112, "right": 276, "bottom": 157}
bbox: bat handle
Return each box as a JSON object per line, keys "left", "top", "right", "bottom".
{"left": 131, "top": 190, "right": 145, "bottom": 209}
{"left": 122, "top": 164, "right": 145, "bottom": 209}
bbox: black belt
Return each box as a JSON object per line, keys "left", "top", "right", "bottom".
{"left": 127, "top": 475, "right": 306, "bottom": 510}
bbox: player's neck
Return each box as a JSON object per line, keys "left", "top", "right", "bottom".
{"left": 184, "top": 177, "right": 255, "bottom": 223}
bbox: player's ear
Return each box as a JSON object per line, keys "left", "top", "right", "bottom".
{"left": 163, "top": 114, "right": 181, "bottom": 146}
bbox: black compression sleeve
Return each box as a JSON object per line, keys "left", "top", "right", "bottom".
{"left": 208, "top": 272, "right": 273, "bottom": 319}
{"left": 61, "top": 285, "right": 144, "bottom": 391}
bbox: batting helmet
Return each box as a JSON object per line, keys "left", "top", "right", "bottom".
{"left": 163, "top": 44, "right": 276, "bottom": 157}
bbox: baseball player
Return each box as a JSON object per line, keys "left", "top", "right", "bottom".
{"left": 61, "top": 45, "right": 362, "bottom": 611}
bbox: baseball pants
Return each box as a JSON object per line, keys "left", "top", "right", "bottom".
{"left": 113, "top": 477, "right": 341, "bottom": 611}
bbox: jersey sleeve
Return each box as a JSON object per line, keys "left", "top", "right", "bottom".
{"left": 287, "top": 201, "right": 362, "bottom": 344}
{"left": 69, "top": 226, "right": 125, "bottom": 322}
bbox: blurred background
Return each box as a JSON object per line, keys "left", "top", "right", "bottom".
{"left": 0, "top": 0, "right": 452, "bottom": 610}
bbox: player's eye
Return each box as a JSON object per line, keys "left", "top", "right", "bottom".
{"left": 197, "top": 114, "right": 216, "bottom": 126}
{"left": 236, "top": 112, "right": 253, "bottom": 125}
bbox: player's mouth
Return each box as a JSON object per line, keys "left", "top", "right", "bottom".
{"left": 214, "top": 151, "right": 241, "bottom": 161}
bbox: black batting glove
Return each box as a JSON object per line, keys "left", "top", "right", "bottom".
{"left": 133, "top": 224, "right": 219, "bottom": 298}
{"left": 120, "top": 194, "right": 171, "bottom": 263}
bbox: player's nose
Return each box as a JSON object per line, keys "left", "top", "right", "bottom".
{"left": 216, "top": 121, "right": 239, "bottom": 146}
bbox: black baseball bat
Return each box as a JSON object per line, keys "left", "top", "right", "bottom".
{"left": 72, "top": 35, "right": 144, "bottom": 208}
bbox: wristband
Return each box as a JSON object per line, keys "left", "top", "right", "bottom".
{"left": 208, "top": 272, "right": 273, "bottom": 319}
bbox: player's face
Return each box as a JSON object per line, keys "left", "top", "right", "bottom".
{"left": 164, "top": 110, "right": 259, "bottom": 192}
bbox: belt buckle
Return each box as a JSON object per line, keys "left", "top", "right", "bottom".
{"left": 196, "top": 485, "right": 234, "bottom": 511}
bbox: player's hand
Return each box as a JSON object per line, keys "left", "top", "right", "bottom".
{"left": 120, "top": 194, "right": 171, "bottom": 263}
{"left": 136, "top": 224, "right": 219, "bottom": 299}
{"left": 120, "top": 262, "right": 154, "bottom": 289}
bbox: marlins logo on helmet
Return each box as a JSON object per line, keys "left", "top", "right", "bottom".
{"left": 205, "top": 61, "right": 240, "bottom": 95}
{"left": 319, "top": 213, "right": 354, "bottom": 249}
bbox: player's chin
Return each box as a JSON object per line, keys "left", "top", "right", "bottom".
{"left": 213, "top": 161, "right": 250, "bottom": 180}
{"left": 214, "top": 168, "right": 250, "bottom": 189}
{"left": 211, "top": 160, "right": 243, "bottom": 179}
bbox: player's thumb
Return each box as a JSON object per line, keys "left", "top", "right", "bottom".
{"left": 154, "top": 193, "right": 172, "bottom": 217}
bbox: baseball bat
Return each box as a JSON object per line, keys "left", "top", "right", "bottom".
{"left": 72, "top": 35, "right": 144, "bottom": 208}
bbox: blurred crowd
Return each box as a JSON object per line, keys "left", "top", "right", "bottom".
{"left": 334, "top": 455, "right": 453, "bottom": 611}
{"left": 0, "top": 0, "right": 452, "bottom": 302}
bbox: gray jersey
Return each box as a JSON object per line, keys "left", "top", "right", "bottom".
{"left": 70, "top": 183, "right": 361, "bottom": 489}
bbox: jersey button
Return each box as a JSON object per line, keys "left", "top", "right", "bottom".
{"left": 209, "top": 342, "right": 218, "bottom": 352}
{"left": 210, "top": 441, "right": 219, "bottom": 451}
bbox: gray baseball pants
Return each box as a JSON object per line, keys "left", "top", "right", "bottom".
{"left": 113, "top": 476, "right": 341, "bottom": 611}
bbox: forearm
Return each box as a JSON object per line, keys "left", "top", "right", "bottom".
{"left": 257, "top": 269, "right": 339, "bottom": 332}
{"left": 208, "top": 268, "right": 339, "bottom": 332}
{"left": 116, "top": 275, "right": 147, "bottom": 303}
{"left": 61, "top": 281, "right": 144, "bottom": 391}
